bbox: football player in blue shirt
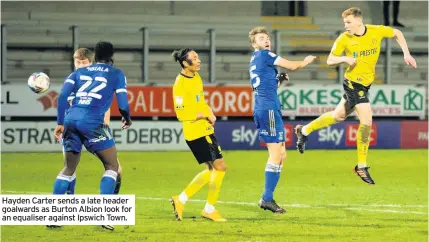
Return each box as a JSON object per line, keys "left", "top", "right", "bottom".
{"left": 249, "top": 27, "right": 316, "bottom": 213}
{"left": 51, "top": 42, "right": 131, "bottom": 230}
{"left": 63, "top": 48, "right": 124, "bottom": 197}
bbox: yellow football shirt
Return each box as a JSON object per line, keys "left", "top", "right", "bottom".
{"left": 172, "top": 72, "right": 214, "bottom": 141}
{"left": 331, "top": 24, "right": 394, "bottom": 86}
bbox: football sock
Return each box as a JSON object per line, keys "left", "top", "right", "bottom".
{"left": 53, "top": 173, "right": 72, "bottom": 195}
{"left": 67, "top": 173, "right": 76, "bottom": 195}
{"left": 357, "top": 124, "right": 371, "bottom": 168}
{"left": 114, "top": 173, "right": 122, "bottom": 194}
{"left": 262, "top": 163, "right": 281, "bottom": 202}
{"left": 181, "top": 169, "right": 211, "bottom": 204}
{"left": 204, "top": 203, "right": 215, "bottom": 214}
{"left": 100, "top": 170, "right": 118, "bottom": 195}
{"left": 302, "top": 112, "right": 337, "bottom": 136}
{"left": 206, "top": 170, "right": 226, "bottom": 210}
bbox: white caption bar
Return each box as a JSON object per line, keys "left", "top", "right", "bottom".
{"left": 0, "top": 195, "right": 135, "bottom": 225}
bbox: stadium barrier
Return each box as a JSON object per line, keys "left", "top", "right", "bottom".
{"left": 1, "top": 120, "right": 427, "bottom": 152}
{"left": 2, "top": 84, "right": 427, "bottom": 119}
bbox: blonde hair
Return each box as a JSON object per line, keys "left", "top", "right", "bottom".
{"left": 342, "top": 7, "right": 363, "bottom": 18}
{"left": 249, "top": 26, "right": 270, "bottom": 44}
{"left": 73, "top": 48, "right": 94, "bottom": 61}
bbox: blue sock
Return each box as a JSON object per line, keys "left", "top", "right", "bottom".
{"left": 67, "top": 173, "right": 76, "bottom": 195}
{"left": 262, "top": 163, "right": 281, "bottom": 202}
{"left": 53, "top": 174, "right": 72, "bottom": 195}
{"left": 100, "top": 170, "right": 118, "bottom": 195}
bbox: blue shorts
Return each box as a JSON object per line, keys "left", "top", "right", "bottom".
{"left": 253, "top": 109, "right": 285, "bottom": 143}
{"left": 62, "top": 120, "right": 115, "bottom": 153}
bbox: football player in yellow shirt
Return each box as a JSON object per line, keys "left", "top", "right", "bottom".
{"left": 169, "top": 48, "right": 227, "bottom": 222}
{"left": 295, "top": 7, "right": 417, "bottom": 185}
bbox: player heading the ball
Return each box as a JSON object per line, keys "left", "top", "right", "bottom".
{"left": 295, "top": 7, "right": 417, "bottom": 185}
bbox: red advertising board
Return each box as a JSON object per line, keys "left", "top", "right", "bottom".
{"left": 345, "top": 124, "right": 378, "bottom": 147}
{"left": 110, "top": 86, "right": 254, "bottom": 117}
{"left": 400, "top": 121, "right": 428, "bottom": 148}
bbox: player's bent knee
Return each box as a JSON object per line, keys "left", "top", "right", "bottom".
{"left": 332, "top": 111, "right": 346, "bottom": 122}
{"left": 61, "top": 167, "right": 77, "bottom": 176}
{"left": 267, "top": 143, "right": 283, "bottom": 164}
{"left": 212, "top": 159, "right": 227, "bottom": 172}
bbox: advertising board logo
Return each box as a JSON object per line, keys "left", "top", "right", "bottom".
{"left": 37, "top": 90, "right": 59, "bottom": 111}
{"left": 278, "top": 89, "right": 297, "bottom": 110}
{"left": 404, "top": 89, "right": 423, "bottom": 111}
{"left": 318, "top": 126, "right": 344, "bottom": 145}
{"left": 232, "top": 126, "right": 258, "bottom": 146}
{"left": 284, "top": 124, "right": 293, "bottom": 146}
{"left": 345, "top": 124, "right": 377, "bottom": 147}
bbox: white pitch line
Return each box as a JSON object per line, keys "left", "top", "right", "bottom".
{"left": 344, "top": 208, "right": 428, "bottom": 215}
{"left": 1, "top": 190, "right": 428, "bottom": 215}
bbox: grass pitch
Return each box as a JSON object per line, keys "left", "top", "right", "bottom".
{"left": 1, "top": 149, "right": 427, "bottom": 242}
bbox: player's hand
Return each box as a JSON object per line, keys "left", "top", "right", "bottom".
{"left": 404, "top": 54, "right": 417, "bottom": 68}
{"left": 304, "top": 55, "right": 317, "bottom": 64}
{"left": 344, "top": 57, "right": 357, "bottom": 67}
{"left": 208, "top": 114, "right": 217, "bottom": 126}
{"left": 121, "top": 117, "right": 132, "bottom": 130}
{"left": 277, "top": 72, "right": 289, "bottom": 87}
{"left": 278, "top": 72, "right": 289, "bottom": 82}
{"left": 54, "top": 125, "right": 64, "bottom": 143}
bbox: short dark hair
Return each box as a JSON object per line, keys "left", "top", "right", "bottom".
{"left": 95, "top": 41, "right": 114, "bottom": 64}
{"left": 172, "top": 48, "right": 193, "bottom": 68}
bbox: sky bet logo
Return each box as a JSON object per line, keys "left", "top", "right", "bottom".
{"left": 345, "top": 124, "right": 377, "bottom": 147}
{"left": 232, "top": 125, "right": 293, "bottom": 147}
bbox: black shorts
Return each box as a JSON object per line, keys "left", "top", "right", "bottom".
{"left": 342, "top": 79, "right": 370, "bottom": 108}
{"left": 186, "top": 134, "right": 223, "bottom": 164}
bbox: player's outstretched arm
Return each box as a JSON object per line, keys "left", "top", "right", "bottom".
{"left": 393, "top": 29, "right": 417, "bottom": 68}
{"left": 274, "top": 56, "right": 316, "bottom": 71}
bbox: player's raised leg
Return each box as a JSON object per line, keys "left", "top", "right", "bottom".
{"left": 202, "top": 156, "right": 227, "bottom": 222}
{"left": 295, "top": 97, "right": 354, "bottom": 153}
{"left": 353, "top": 102, "right": 375, "bottom": 185}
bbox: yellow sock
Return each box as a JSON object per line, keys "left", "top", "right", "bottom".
{"left": 357, "top": 124, "right": 371, "bottom": 167}
{"left": 183, "top": 169, "right": 211, "bottom": 198}
{"left": 302, "top": 112, "right": 337, "bottom": 135}
{"left": 207, "top": 170, "right": 226, "bottom": 206}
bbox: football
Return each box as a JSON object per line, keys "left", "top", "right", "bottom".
{"left": 28, "top": 72, "right": 50, "bottom": 94}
